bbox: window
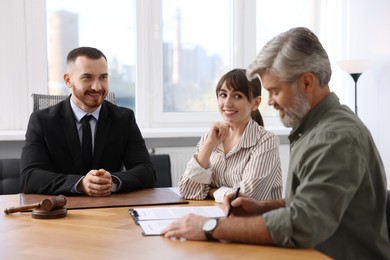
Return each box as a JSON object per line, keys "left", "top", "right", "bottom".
{"left": 161, "top": 0, "right": 231, "bottom": 113}
{"left": 45, "top": 0, "right": 255, "bottom": 129}
{"left": 1, "top": 0, "right": 346, "bottom": 135}
{"left": 256, "top": 0, "right": 318, "bottom": 120}
{"left": 46, "top": 0, "right": 136, "bottom": 110}
{"left": 144, "top": 0, "right": 257, "bottom": 128}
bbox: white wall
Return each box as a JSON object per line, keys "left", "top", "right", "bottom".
{"left": 345, "top": 0, "right": 390, "bottom": 187}
{"left": 0, "top": 0, "right": 47, "bottom": 130}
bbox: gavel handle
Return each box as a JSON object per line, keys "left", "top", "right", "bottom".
{"left": 4, "top": 202, "right": 41, "bottom": 214}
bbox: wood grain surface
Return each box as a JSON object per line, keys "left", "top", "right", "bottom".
{"left": 1, "top": 192, "right": 330, "bottom": 260}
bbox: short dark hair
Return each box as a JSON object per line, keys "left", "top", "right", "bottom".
{"left": 66, "top": 47, "right": 107, "bottom": 64}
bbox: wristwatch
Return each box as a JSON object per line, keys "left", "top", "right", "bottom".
{"left": 202, "top": 218, "right": 218, "bottom": 241}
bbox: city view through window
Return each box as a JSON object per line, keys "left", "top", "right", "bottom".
{"left": 46, "top": 0, "right": 136, "bottom": 110}
{"left": 161, "top": 0, "right": 230, "bottom": 112}
{"left": 46, "top": 0, "right": 231, "bottom": 113}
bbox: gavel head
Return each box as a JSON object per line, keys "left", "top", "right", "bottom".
{"left": 40, "top": 195, "right": 67, "bottom": 211}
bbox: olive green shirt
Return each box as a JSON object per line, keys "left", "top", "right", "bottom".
{"left": 264, "top": 93, "right": 389, "bottom": 259}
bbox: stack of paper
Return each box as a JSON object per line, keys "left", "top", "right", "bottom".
{"left": 129, "top": 206, "right": 225, "bottom": 236}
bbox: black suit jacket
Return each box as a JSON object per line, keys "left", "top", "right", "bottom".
{"left": 20, "top": 97, "right": 156, "bottom": 195}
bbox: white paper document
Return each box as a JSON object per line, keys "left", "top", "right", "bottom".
{"left": 138, "top": 219, "right": 176, "bottom": 236}
{"left": 130, "top": 206, "right": 225, "bottom": 236}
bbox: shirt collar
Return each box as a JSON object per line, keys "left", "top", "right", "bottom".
{"left": 70, "top": 97, "right": 102, "bottom": 122}
{"left": 219, "top": 119, "right": 261, "bottom": 151}
{"left": 289, "top": 92, "right": 340, "bottom": 143}
{"left": 239, "top": 119, "right": 262, "bottom": 148}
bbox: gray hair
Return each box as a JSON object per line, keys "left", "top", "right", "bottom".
{"left": 247, "top": 27, "right": 331, "bottom": 87}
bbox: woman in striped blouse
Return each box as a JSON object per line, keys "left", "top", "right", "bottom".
{"left": 178, "top": 69, "right": 283, "bottom": 202}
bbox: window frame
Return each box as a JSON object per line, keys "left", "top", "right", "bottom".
{"left": 1, "top": 0, "right": 348, "bottom": 138}
{"left": 136, "top": 0, "right": 258, "bottom": 129}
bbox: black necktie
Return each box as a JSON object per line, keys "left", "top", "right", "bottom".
{"left": 81, "top": 115, "right": 93, "bottom": 172}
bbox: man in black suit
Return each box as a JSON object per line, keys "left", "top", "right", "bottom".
{"left": 20, "top": 47, "right": 155, "bottom": 196}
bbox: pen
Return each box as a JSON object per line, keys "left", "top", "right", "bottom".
{"left": 226, "top": 187, "right": 240, "bottom": 217}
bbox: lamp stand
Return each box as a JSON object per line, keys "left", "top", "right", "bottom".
{"left": 349, "top": 73, "right": 362, "bottom": 115}
{"left": 337, "top": 59, "right": 371, "bottom": 116}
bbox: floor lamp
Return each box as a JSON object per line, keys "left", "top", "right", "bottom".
{"left": 337, "top": 60, "right": 371, "bottom": 115}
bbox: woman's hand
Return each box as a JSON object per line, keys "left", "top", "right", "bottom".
{"left": 205, "top": 121, "right": 232, "bottom": 147}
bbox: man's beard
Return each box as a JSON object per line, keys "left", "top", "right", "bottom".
{"left": 72, "top": 87, "right": 105, "bottom": 109}
{"left": 279, "top": 83, "right": 311, "bottom": 128}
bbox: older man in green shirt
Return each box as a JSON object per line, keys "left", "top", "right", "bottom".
{"left": 161, "top": 27, "right": 389, "bottom": 259}
{"left": 262, "top": 90, "right": 388, "bottom": 258}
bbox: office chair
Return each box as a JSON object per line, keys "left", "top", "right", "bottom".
{"left": 32, "top": 92, "right": 116, "bottom": 111}
{"left": 0, "top": 158, "right": 21, "bottom": 195}
{"left": 150, "top": 154, "right": 172, "bottom": 188}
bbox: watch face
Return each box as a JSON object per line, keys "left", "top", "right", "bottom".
{"left": 203, "top": 218, "right": 217, "bottom": 231}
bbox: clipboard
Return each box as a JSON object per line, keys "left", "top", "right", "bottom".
{"left": 128, "top": 206, "right": 225, "bottom": 236}
{"left": 129, "top": 208, "right": 141, "bottom": 225}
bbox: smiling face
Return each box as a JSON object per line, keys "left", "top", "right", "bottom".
{"left": 64, "top": 56, "right": 109, "bottom": 112}
{"left": 261, "top": 71, "right": 310, "bottom": 128}
{"left": 217, "top": 82, "right": 259, "bottom": 125}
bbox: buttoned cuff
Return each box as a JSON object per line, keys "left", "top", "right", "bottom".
{"left": 213, "top": 186, "right": 232, "bottom": 203}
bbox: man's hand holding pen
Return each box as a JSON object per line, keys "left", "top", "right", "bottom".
{"left": 224, "top": 192, "right": 286, "bottom": 217}
{"left": 226, "top": 187, "right": 240, "bottom": 217}
{"left": 223, "top": 190, "right": 263, "bottom": 217}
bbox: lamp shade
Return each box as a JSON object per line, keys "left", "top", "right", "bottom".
{"left": 336, "top": 59, "right": 372, "bottom": 116}
{"left": 337, "top": 59, "right": 372, "bottom": 74}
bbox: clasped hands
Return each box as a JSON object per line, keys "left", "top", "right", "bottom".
{"left": 77, "top": 169, "right": 114, "bottom": 196}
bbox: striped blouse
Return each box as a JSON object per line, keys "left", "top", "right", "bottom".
{"left": 178, "top": 119, "right": 283, "bottom": 202}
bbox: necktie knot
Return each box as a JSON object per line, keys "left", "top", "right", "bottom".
{"left": 81, "top": 115, "right": 93, "bottom": 125}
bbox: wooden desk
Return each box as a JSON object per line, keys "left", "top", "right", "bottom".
{"left": 0, "top": 193, "right": 330, "bottom": 259}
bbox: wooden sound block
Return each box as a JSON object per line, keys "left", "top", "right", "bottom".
{"left": 32, "top": 207, "right": 67, "bottom": 219}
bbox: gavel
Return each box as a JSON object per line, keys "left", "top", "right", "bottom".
{"left": 4, "top": 195, "right": 67, "bottom": 214}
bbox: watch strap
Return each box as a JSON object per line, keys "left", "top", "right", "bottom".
{"left": 205, "top": 231, "right": 217, "bottom": 241}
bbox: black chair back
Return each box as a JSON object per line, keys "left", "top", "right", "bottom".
{"left": 32, "top": 93, "right": 116, "bottom": 111}
{"left": 0, "top": 158, "right": 21, "bottom": 194}
{"left": 150, "top": 154, "right": 172, "bottom": 188}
